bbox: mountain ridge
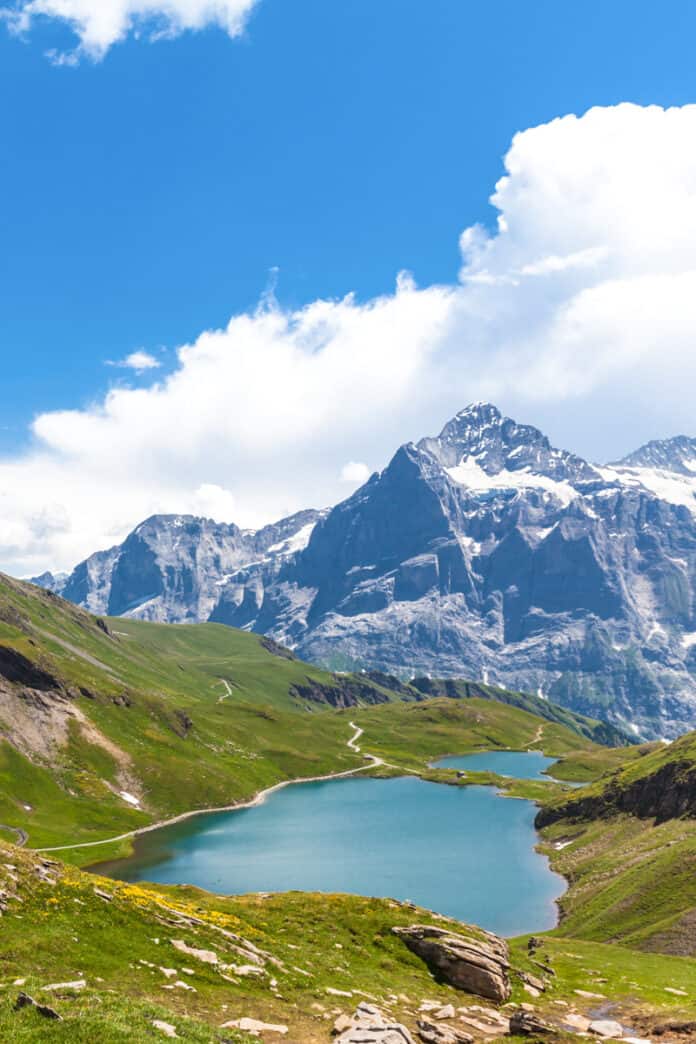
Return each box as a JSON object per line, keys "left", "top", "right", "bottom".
{"left": 30, "top": 404, "right": 696, "bottom": 739}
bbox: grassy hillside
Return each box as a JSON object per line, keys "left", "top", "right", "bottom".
{"left": 1, "top": 841, "right": 695, "bottom": 1043}
{"left": 1, "top": 574, "right": 695, "bottom": 1040}
{"left": 0, "top": 573, "right": 627, "bottom": 860}
{"left": 533, "top": 730, "right": 696, "bottom": 955}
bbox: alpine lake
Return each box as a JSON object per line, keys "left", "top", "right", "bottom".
{"left": 98, "top": 751, "right": 567, "bottom": 937}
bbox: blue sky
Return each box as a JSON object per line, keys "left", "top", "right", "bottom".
{"left": 2, "top": 0, "right": 693, "bottom": 450}
{"left": 3, "top": 0, "right": 696, "bottom": 573}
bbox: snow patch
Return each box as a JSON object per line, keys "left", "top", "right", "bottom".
{"left": 120, "top": 791, "right": 140, "bottom": 807}
{"left": 601, "top": 465, "right": 696, "bottom": 515}
{"left": 446, "top": 456, "right": 578, "bottom": 506}
{"left": 267, "top": 523, "right": 316, "bottom": 555}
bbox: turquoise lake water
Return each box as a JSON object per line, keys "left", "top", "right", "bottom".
{"left": 99, "top": 774, "right": 565, "bottom": 936}
{"left": 434, "top": 749, "right": 558, "bottom": 779}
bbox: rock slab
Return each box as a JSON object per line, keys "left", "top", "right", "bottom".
{"left": 334, "top": 1003, "right": 415, "bottom": 1044}
{"left": 392, "top": 925, "right": 510, "bottom": 1003}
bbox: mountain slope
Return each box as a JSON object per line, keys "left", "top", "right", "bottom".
{"left": 535, "top": 730, "right": 696, "bottom": 956}
{"left": 0, "top": 572, "right": 621, "bottom": 856}
{"left": 4, "top": 842, "right": 695, "bottom": 1044}
{"left": 38, "top": 404, "right": 696, "bottom": 739}
{"left": 259, "top": 404, "right": 696, "bottom": 738}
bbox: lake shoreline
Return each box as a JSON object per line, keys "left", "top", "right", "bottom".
{"left": 89, "top": 768, "right": 567, "bottom": 938}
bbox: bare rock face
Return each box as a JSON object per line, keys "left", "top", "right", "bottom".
{"left": 392, "top": 925, "right": 510, "bottom": 1004}
{"left": 45, "top": 404, "right": 696, "bottom": 739}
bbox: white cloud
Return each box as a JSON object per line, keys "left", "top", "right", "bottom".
{"left": 340, "top": 462, "right": 371, "bottom": 484}
{"left": 2, "top": 0, "right": 258, "bottom": 60}
{"left": 4, "top": 103, "right": 696, "bottom": 576}
{"left": 108, "top": 350, "right": 161, "bottom": 373}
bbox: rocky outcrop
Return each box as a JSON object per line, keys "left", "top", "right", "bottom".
{"left": 289, "top": 675, "right": 393, "bottom": 708}
{"left": 391, "top": 925, "right": 510, "bottom": 1003}
{"left": 0, "top": 647, "right": 61, "bottom": 692}
{"left": 536, "top": 757, "right": 696, "bottom": 828}
{"left": 334, "top": 1003, "right": 415, "bottom": 1043}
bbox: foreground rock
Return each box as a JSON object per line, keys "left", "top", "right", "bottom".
{"left": 416, "top": 1019, "right": 473, "bottom": 1043}
{"left": 392, "top": 925, "right": 510, "bottom": 1003}
{"left": 588, "top": 1020, "right": 625, "bottom": 1039}
{"left": 334, "top": 1003, "right": 415, "bottom": 1043}
{"left": 13, "top": 992, "right": 62, "bottom": 1021}
{"left": 221, "top": 1016, "right": 288, "bottom": 1036}
{"left": 508, "top": 1009, "right": 555, "bottom": 1036}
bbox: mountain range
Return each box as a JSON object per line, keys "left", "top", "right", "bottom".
{"left": 33, "top": 403, "right": 696, "bottom": 739}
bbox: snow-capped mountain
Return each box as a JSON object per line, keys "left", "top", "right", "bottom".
{"left": 36, "top": 404, "right": 696, "bottom": 738}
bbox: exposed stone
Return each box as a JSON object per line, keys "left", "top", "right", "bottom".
{"left": 509, "top": 1009, "right": 555, "bottom": 1036}
{"left": 334, "top": 1004, "right": 416, "bottom": 1044}
{"left": 221, "top": 1016, "right": 289, "bottom": 1036}
{"left": 562, "top": 1013, "right": 592, "bottom": 1032}
{"left": 520, "top": 972, "right": 546, "bottom": 993}
{"left": 41, "top": 979, "right": 86, "bottom": 992}
{"left": 14, "top": 992, "right": 62, "bottom": 1021}
{"left": 171, "top": 939, "right": 218, "bottom": 964}
{"left": 392, "top": 925, "right": 510, "bottom": 1003}
{"left": 416, "top": 1019, "right": 474, "bottom": 1044}
{"left": 433, "top": 1005, "right": 455, "bottom": 1019}
{"left": 588, "top": 1020, "right": 625, "bottom": 1038}
{"left": 152, "top": 1020, "right": 178, "bottom": 1038}
{"left": 333, "top": 1013, "right": 354, "bottom": 1034}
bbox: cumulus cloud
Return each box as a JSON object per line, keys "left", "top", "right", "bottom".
{"left": 2, "top": 0, "right": 258, "bottom": 60}
{"left": 4, "top": 102, "right": 696, "bottom": 576}
{"left": 340, "top": 462, "right": 371, "bottom": 484}
{"left": 107, "top": 350, "right": 161, "bottom": 373}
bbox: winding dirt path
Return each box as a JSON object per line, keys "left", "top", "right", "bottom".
{"left": 528, "top": 723, "right": 545, "bottom": 749}
{"left": 0, "top": 825, "right": 28, "bottom": 847}
{"left": 37, "top": 722, "right": 384, "bottom": 856}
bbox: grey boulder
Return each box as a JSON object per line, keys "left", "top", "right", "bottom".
{"left": 392, "top": 925, "right": 510, "bottom": 1003}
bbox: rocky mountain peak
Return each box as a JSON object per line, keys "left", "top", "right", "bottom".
{"left": 418, "top": 402, "right": 599, "bottom": 485}
{"left": 614, "top": 435, "right": 696, "bottom": 475}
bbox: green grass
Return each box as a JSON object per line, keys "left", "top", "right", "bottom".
{"left": 6, "top": 573, "right": 696, "bottom": 1039}
{"left": 539, "top": 812, "right": 696, "bottom": 954}
{"left": 0, "top": 572, "right": 628, "bottom": 861}
{"left": 1, "top": 842, "right": 695, "bottom": 1043}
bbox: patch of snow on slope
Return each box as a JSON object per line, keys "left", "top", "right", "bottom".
{"left": 601, "top": 466, "right": 696, "bottom": 514}
{"left": 446, "top": 456, "right": 578, "bottom": 506}
{"left": 267, "top": 523, "right": 316, "bottom": 555}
